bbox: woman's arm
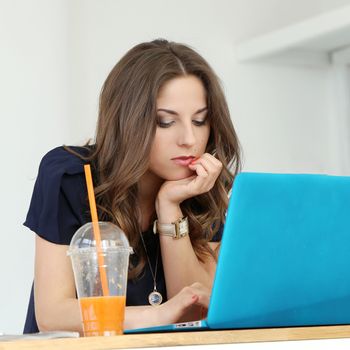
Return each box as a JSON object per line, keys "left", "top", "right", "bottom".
{"left": 34, "top": 235, "right": 81, "bottom": 332}
{"left": 156, "top": 201, "right": 219, "bottom": 299}
{"left": 34, "top": 235, "right": 210, "bottom": 332}
{"left": 127, "top": 282, "right": 211, "bottom": 328}
{"left": 155, "top": 153, "right": 222, "bottom": 299}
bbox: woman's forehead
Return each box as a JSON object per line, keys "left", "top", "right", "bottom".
{"left": 156, "top": 76, "right": 206, "bottom": 110}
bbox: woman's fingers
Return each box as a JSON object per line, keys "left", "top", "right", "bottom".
{"left": 157, "top": 286, "right": 199, "bottom": 325}
{"left": 187, "top": 153, "right": 222, "bottom": 194}
{"left": 194, "top": 153, "right": 222, "bottom": 177}
{"left": 195, "top": 291, "right": 210, "bottom": 309}
{"left": 202, "top": 153, "right": 223, "bottom": 168}
{"left": 156, "top": 154, "right": 222, "bottom": 205}
{"left": 189, "top": 162, "right": 208, "bottom": 179}
{"left": 158, "top": 282, "right": 211, "bottom": 325}
{"left": 188, "top": 282, "right": 211, "bottom": 308}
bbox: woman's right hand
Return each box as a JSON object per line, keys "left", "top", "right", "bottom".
{"left": 156, "top": 282, "right": 211, "bottom": 325}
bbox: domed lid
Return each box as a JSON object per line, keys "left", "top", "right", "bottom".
{"left": 68, "top": 221, "right": 133, "bottom": 254}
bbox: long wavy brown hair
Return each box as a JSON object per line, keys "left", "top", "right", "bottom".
{"left": 67, "top": 39, "right": 241, "bottom": 279}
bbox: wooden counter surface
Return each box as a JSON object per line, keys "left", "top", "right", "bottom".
{"left": 1, "top": 325, "right": 350, "bottom": 350}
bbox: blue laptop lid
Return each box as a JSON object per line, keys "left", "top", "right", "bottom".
{"left": 208, "top": 172, "right": 350, "bottom": 329}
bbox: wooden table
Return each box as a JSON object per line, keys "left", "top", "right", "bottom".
{"left": 1, "top": 325, "right": 350, "bottom": 350}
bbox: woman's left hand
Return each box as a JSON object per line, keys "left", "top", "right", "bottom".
{"left": 157, "top": 153, "right": 223, "bottom": 206}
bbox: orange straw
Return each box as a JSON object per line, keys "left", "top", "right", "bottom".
{"left": 84, "top": 164, "right": 110, "bottom": 296}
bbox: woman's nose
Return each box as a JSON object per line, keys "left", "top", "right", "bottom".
{"left": 177, "top": 123, "right": 196, "bottom": 147}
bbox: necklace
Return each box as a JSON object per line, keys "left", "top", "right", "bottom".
{"left": 139, "top": 232, "right": 163, "bottom": 306}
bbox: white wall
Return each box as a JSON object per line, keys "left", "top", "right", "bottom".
{"left": 1, "top": 0, "right": 350, "bottom": 334}
{"left": 0, "top": 0, "right": 71, "bottom": 333}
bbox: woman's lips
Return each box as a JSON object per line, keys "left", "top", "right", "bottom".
{"left": 171, "top": 156, "right": 196, "bottom": 166}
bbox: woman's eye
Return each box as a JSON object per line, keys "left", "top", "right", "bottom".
{"left": 157, "top": 120, "right": 174, "bottom": 128}
{"left": 192, "top": 119, "right": 207, "bottom": 126}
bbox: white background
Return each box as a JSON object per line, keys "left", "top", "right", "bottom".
{"left": 1, "top": 0, "right": 350, "bottom": 342}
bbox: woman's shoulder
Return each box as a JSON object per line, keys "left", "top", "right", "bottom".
{"left": 39, "top": 145, "right": 91, "bottom": 176}
{"left": 24, "top": 145, "right": 93, "bottom": 244}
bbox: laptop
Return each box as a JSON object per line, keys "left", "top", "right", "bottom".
{"left": 125, "top": 172, "right": 350, "bottom": 334}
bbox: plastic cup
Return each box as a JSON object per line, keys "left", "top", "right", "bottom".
{"left": 67, "top": 222, "right": 133, "bottom": 336}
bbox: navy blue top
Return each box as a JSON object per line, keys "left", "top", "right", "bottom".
{"left": 23, "top": 146, "right": 223, "bottom": 333}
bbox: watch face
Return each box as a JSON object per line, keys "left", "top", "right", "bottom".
{"left": 155, "top": 217, "right": 189, "bottom": 238}
{"left": 178, "top": 218, "right": 189, "bottom": 237}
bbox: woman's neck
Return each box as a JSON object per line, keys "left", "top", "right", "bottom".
{"left": 138, "top": 171, "right": 164, "bottom": 231}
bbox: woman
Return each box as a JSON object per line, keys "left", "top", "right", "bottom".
{"left": 23, "top": 38, "right": 241, "bottom": 333}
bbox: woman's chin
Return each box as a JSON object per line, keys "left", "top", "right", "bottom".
{"left": 165, "top": 168, "right": 195, "bottom": 181}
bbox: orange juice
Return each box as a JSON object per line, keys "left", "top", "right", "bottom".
{"left": 79, "top": 295, "right": 126, "bottom": 336}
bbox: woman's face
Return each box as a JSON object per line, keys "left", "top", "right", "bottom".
{"left": 148, "top": 75, "right": 210, "bottom": 181}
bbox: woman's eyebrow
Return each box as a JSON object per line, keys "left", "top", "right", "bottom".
{"left": 157, "top": 106, "right": 208, "bottom": 116}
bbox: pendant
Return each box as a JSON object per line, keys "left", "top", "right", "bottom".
{"left": 148, "top": 290, "right": 163, "bottom": 306}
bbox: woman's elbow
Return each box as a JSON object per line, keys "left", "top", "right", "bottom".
{"left": 35, "top": 306, "right": 56, "bottom": 331}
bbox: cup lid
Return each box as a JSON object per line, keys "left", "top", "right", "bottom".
{"left": 67, "top": 222, "right": 133, "bottom": 254}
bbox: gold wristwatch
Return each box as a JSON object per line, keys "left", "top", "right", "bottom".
{"left": 153, "top": 216, "right": 189, "bottom": 239}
